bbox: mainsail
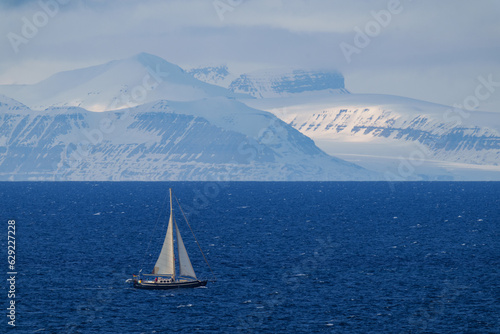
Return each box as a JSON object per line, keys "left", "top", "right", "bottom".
{"left": 153, "top": 211, "right": 175, "bottom": 275}
{"left": 153, "top": 190, "right": 175, "bottom": 276}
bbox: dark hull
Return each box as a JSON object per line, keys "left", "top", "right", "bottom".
{"left": 133, "top": 280, "right": 207, "bottom": 290}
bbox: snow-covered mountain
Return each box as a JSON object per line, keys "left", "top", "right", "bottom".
{"left": 2, "top": 52, "right": 498, "bottom": 181}
{"left": 246, "top": 94, "right": 500, "bottom": 181}
{"left": 0, "top": 95, "right": 376, "bottom": 181}
{"left": 228, "top": 68, "right": 349, "bottom": 98}
{"left": 187, "top": 65, "right": 236, "bottom": 88}
{"left": 188, "top": 66, "right": 349, "bottom": 98}
{"left": 0, "top": 53, "right": 249, "bottom": 112}
{"left": 0, "top": 94, "right": 30, "bottom": 112}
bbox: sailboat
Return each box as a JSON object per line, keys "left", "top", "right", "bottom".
{"left": 132, "top": 189, "right": 209, "bottom": 290}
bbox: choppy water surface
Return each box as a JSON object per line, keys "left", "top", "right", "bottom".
{"left": 1, "top": 182, "right": 498, "bottom": 333}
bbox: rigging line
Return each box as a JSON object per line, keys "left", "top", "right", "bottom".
{"left": 139, "top": 191, "right": 170, "bottom": 272}
{"left": 174, "top": 194, "right": 217, "bottom": 282}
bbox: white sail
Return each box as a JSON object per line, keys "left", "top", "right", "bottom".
{"left": 175, "top": 221, "right": 197, "bottom": 279}
{"left": 152, "top": 191, "right": 175, "bottom": 276}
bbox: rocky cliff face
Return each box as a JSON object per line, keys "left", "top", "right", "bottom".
{"left": 187, "top": 65, "right": 236, "bottom": 88}
{"left": 228, "top": 69, "right": 348, "bottom": 98}
{"left": 286, "top": 99, "right": 500, "bottom": 166}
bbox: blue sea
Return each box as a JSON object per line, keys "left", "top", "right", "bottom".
{"left": 1, "top": 182, "right": 499, "bottom": 333}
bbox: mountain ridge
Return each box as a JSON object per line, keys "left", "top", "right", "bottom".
{"left": 0, "top": 53, "right": 250, "bottom": 111}
{"left": 0, "top": 95, "right": 377, "bottom": 181}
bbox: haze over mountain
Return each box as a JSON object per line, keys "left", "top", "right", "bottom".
{"left": 1, "top": 1, "right": 497, "bottom": 114}
{"left": 0, "top": 53, "right": 249, "bottom": 112}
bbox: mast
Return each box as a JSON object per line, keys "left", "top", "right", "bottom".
{"left": 169, "top": 188, "right": 176, "bottom": 280}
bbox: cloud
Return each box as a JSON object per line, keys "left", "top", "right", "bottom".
{"left": 0, "top": 0, "right": 499, "bottom": 112}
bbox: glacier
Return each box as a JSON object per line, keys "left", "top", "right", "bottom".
{"left": 245, "top": 94, "right": 500, "bottom": 180}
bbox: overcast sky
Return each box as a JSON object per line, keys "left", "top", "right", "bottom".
{"left": 1, "top": 0, "right": 499, "bottom": 112}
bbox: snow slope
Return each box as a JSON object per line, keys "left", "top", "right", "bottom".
{"left": 0, "top": 94, "right": 30, "bottom": 112}
{"left": 245, "top": 94, "right": 500, "bottom": 181}
{"left": 0, "top": 95, "right": 376, "bottom": 181}
{"left": 0, "top": 53, "right": 249, "bottom": 111}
